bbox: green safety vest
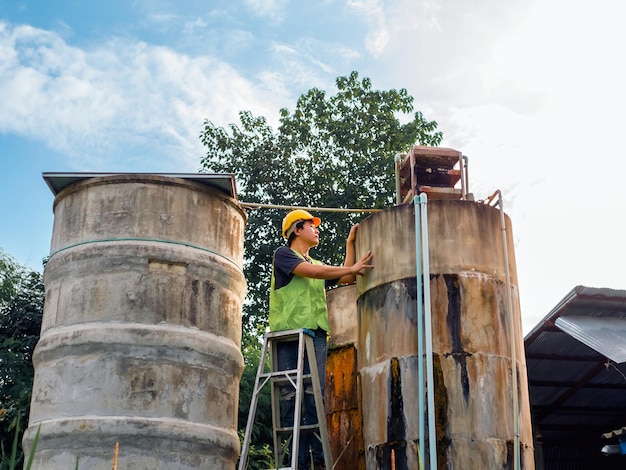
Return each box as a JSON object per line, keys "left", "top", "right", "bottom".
{"left": 269, "top": 250, "right": 330, "bottom": 333}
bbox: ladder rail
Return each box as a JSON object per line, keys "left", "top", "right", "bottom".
{"left": 239, "top": 328, "right": 332, "bottom": 470}
{"left": 288, "top": 330, "right": 306, "bottom": 468}
{"left": 303, "top": 335, "right": 332, "bottom": 470}
{"left": 238, "top": 334, "right": 272, "bottom": 470}
{"left": 269, "top": 348, "right": 282, "bottom": 467}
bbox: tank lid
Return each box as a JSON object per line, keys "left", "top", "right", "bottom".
{"left": 42, "top": 172, "right": 238, "bottom": 198}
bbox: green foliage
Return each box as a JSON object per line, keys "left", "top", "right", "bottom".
{"left": 236, "top": 429, "right": 274, "bottom": 470}
{"left": 22, "top": 422, "right": 40, "bottom": 470}
{"left": 0, "top": 250, "right": 44, "bottom": 470}
{"left": 1, "top": 416, "right": 42, "bottom": 470}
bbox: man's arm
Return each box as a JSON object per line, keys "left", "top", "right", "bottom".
{"left": 336, "top": 223, "right": 359, "bottom": 284}
{"left": 292, "top": 223, "right": 372, "bottom": 283}
{"left": 292, "top": 251, "right": 373, "bottom": 281}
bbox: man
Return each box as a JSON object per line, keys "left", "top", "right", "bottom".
{"left": 269, "top": 209, "right": 373, "bottom": 470}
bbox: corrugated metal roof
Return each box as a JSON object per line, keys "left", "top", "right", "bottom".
{"left": 555, "top": 316, "right": 626, "bottom": 363}
{"left": 42, "top": 172, "right": 238, "bottom": 198}
{"left": 603, "top": 427, "right": 626, "bottom": 438}
{"left": 524, "top": 286, "right": 626, "bottom": 452}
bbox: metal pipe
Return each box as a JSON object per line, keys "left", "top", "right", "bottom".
{"left": 239, "top": 202, "right": 381, "bottom": 213}
{"left": 462, "top": 155, "right": 470, "bottom": 198}
{"left": 419, "top": 192, "right": 437, "bottom": 470}
{"left": 395, "top": 153, "right": 404, "bottom": 205}
{"left": 493, "top": 190, "right": 521, "bottom": 470}
{"left": 458, "top": 153, "right": 466, "bottom": 200}
{"left": 413, "top": 195, "right": 425, "bottom": 469}
{"left": 485, "top": 189, "right": 500, "bottom": 206}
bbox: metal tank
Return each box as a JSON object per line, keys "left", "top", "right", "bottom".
{"left": 23, "top": 174, "right": 247, "bottom": 469}
{"left": 355, "top": 200, "right": 533, "bottom": 469}
{"left": 326, "top": 284, "right": 365, "bottom": 470}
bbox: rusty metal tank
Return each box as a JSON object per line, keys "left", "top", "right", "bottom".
{"left": 326, "top": 284, "right": 365, "bottom": 470}
{"left": 355, "top": 200, "right": 533, "bottom": 469}
{"left": 23, "top": 174, "right": 247, "bottom": 469}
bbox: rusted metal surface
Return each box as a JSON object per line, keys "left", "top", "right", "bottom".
{"left": 24, "top": 175, "right": 247, "bottom": 470}
{"left": 326, "top": 345, "right": 365, "bottom": 470}
{"left": 356, "top": 201, "right": 534, "bottom": 469}
{"left": 326, "top": 285, "right": 365, "bottom": 469}
{"left": 326, "top": 345, "right": 359, "bottom": 412}
{"left": 399, "top": 146, "right": 464, "bottom": 202}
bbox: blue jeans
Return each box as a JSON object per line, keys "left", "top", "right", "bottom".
{"left": 276, "top": 330, "right": 327, "bottom": 469}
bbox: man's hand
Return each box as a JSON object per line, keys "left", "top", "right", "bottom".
{"left": 350, "top": 250, "right": 373, "bottom": 276}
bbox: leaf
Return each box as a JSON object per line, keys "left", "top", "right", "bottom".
{"left": 23, "top": 424, "right": 40, "bottom": 470}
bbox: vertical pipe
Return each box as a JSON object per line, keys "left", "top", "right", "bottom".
{"left": 395, "top": 154, "right": 403, "bottom": 206}
{"left": 419, "top": 192, "right": 437, "bottom": 470}
{"left": 413, "top": 196, "right": 425, "bottom": 469}
{"left": 458, "top": 153, "right": 466, "bottom": 200}
{"left": 462, "top": 155, "right": 470, "bottom": 199}
{"left": 496, "top": 191, "right": 521, "bottom": 470}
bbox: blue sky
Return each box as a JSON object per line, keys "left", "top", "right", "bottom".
{"left": 1, "top": 0, "right": 625, "bottom": 333}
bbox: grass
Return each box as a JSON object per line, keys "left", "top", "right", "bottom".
{"left": 2, "top": 414, "right": 39, "bottom": 470}
{"left": 3, "top": 419, "right": 81, "bottom": 470}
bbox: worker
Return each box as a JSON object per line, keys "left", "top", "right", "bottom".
{"left": 269, "top": 209, "right": 373, "bottom": 470}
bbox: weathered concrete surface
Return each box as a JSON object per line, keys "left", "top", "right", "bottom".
{"left": 327, "top": 284, "right": 359, "bottom": 348}
{"left": 47, "top": 174, "right": 245, "bottom": 269}
{"left": 356, "top": 201, "right": 533, "bottom": 470}
{"left": 23, "top": 175, "right": 247, "bottom": 470}
{"left": 357, "top": 280, "right": 422, "bottom": 469}
{"left": 326, "top": 285, "right": 365, "bottom": 469}
{"left": 356, "top": 201, "right": 518, "bottom": 293}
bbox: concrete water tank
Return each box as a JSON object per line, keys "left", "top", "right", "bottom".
{"left": 356, "top": 200, "right": 533, "bottom": 469}
{"left": 23, "top": 174, "right": 247, "bottom": 469}
{"left": 326, "top": 284, "right": 365, "bottom": 469}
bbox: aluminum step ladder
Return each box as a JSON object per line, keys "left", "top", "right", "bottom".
{"left": 238, "top": 328, "right": 332, "bottom": 470}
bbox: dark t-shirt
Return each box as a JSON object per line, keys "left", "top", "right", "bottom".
{"left": 273, "top": 246, "right": 338, "bottom": 290}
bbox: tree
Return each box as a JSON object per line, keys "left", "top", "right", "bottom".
{"left": 0, "top": 250, "right": 44, "bottom": 469}
{"left": 200, "top": 71, "right": 442, "bottom": 340}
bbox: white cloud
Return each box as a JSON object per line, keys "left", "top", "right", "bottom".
{"left": 357, "top": 0, "right": 626, "bottom": 333}
{"left": 0, "top": 21, "right": 290, "bottom": 170}
{"left": 244, "top": 0, "right": 288, "bottom": 23}
{"left": 4, "top": 0, "right": 626, "bottom": 334}
{"left": 345, "top": 0, "right": 389, "bottom": 56}
{"left": 181, "top": 18, "right": 209, "bottom": 36}
{"left": 271, "top": 36, "right": 362, "bottom": 80}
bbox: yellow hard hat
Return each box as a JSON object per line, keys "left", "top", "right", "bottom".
{"left": 282, "top": 209, "right": 321, "bottom": 238}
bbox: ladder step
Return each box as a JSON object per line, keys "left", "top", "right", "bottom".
{"left": 267, "top": 377, "right": 314, "bottom": 389}
{"left": 275, "top": 423, "right": 324, "bottom": 433}
{"left": 259, "top": 369, "right": 313, "bottom": 380}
